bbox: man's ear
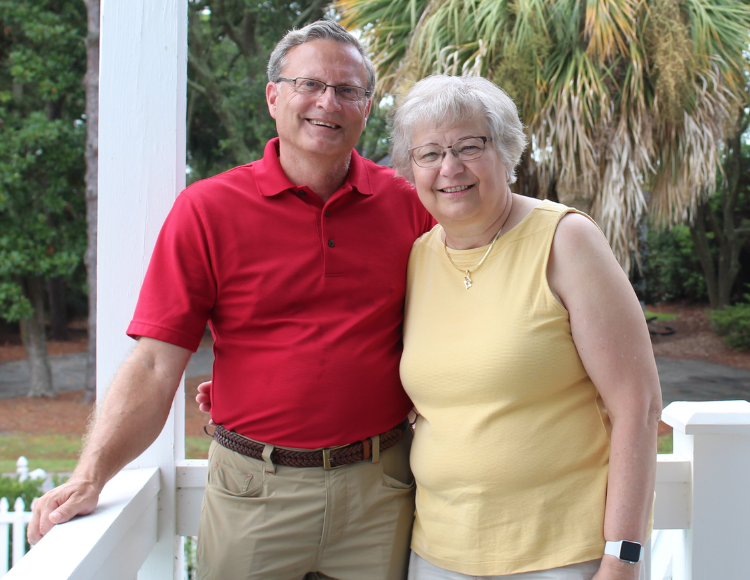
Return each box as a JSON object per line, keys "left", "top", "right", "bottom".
{"left": 266, "top": 81, "right": 278, "bottom": 119}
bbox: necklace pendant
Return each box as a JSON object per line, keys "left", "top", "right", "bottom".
{"left": 464, "top": 271, "right": 472, "bottom": 289}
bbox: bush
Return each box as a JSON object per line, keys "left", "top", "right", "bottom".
{"left": 640, "top": 224, "right": 709, "bottom": 304}
{"left": 0, "top": 475, "right": 44, "bottom": 509}
{"left": 709, "top": 297, "right": 750, "bottom": 351}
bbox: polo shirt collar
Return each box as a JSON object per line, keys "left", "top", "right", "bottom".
{"left": 253, "top": 138, "right": 374, "bottom": 198}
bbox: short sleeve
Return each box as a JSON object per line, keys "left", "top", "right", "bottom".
{"left": 127, "top": 192, "right": 216, "bottom": 351}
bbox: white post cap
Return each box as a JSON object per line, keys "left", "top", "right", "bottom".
{"left": 662, "top": 400, "right": 750, "bottom": 435}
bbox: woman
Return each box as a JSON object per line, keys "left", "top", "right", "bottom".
{"left": 391, "top": 75, "right": 660, "bottom": 580}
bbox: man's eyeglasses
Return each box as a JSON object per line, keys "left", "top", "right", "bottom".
{"left": 409, "top": 136, "right": 492, "bottom": 168}
{"left": 275, "top": 77, "right": 371, "bottom": 103}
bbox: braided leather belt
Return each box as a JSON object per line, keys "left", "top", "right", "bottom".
{"left": 211, "top": 419, "right": 409, "bottom": 470}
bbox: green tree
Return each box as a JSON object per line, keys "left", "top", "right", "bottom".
{"left": 186, "top": 0, "right": 328, "bottom": 181}
{"left": 336, "top": 0, "right": 750, "bottom": 272}
{"left": 0, "top": 0, "right": 87, "bottom": 397}
{"left": 690, "top": 110, "right": 750, "bottom": 308}
{"left": 186, "top": 1, "right": 392, "bottom": 181}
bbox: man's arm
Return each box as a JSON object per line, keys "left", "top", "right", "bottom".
{"left": 28, "top": 337, "right": 191, "bottom": 544}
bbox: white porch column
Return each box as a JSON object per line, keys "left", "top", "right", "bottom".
{"left": 662, "top": 400, "right": 750, "bottom": 580}
{"left": 98, "top": 1, "right": 188, "bottom": 578}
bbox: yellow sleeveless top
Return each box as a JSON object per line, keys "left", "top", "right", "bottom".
{"left": 400, "top": 201, "right": 611, "bottom": 576}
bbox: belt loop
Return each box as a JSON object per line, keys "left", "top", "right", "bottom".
{"left": 371, "top": 435, "right": 380, "bottom": 464}
{"left": 262, "top": 444, "right": 276, "bottom": 475}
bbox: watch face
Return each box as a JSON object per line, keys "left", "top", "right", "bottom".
{"left": 619, "top": 541, "right": 642, "bottom": 563}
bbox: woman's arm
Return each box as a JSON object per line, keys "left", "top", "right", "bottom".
{"left": 548, "top": 213, "right": 662, "bottom": 580}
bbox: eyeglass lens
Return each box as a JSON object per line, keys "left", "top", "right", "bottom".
{"left": 411, "top": 137, "right": 488, "bottom": 168}
{"left": 293, "top": 78, "right": 366, "bottom": 102}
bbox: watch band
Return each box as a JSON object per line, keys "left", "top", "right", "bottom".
{"left": 604, "top": 540, "right": 643, "bottom": 563}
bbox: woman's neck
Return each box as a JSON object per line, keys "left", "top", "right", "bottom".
{"left": 443, "top": 193, "right": 514, "bottom": 250}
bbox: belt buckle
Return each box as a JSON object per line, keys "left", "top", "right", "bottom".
{"left": 322, "top": 443, "right": 350, "bottom": 471}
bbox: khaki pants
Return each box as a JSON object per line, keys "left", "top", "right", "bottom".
{"left": 197, "top": 429, "right": 415, "bottom": 580}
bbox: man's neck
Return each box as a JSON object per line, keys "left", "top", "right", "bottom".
{"left": 278, "top": 147, "right": 352, "bottom": 203}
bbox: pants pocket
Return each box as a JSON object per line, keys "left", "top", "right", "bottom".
{"left": 382, "top": 427, "right": 415, "bottom": 489}
{"left": 207, "top": 443, "right": 265, "bottom": 497}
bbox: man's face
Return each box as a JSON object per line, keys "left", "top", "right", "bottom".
{"left": 266, "top": 39, "right": 371, "bottom": 163}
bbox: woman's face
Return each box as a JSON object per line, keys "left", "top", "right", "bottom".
{"left": 410, "top": 116, "right": 509, "bottom": 234}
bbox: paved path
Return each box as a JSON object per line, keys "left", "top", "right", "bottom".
{"left": 1, "top": 349, "right": 749, "bottom": 405}
{"left": 0, "top": 347, "right": 214, "bottom": 400}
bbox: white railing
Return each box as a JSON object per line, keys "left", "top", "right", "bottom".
{"left": 0, "top": 497, "right": 33, "bottom": 576}
{"left": 4, "top": 400, "right": 750, "bottom": 580}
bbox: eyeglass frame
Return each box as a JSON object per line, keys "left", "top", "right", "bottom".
{"left": 275, "top": 77, "right": 372, "bottom": 103}
{"left": 408, "top": 136, "right": 493, "bottom": 168}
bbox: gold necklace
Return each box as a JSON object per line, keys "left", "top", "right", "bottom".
{"left": 444, "top": 228, "right": 502, "bottom": 289}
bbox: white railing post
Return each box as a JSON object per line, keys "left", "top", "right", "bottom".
{"left": 98, "top": 0, "right": 188, "bottom": 578}
{"left": 0, "top": 497, "right": 9, "bottom": 576}
{"left": 15, "top": 457, "right": 28, "bottom": 482}
{"left": 662, "top": 400, "right": 750, "bottom": 580}
{"left": 11, "top": 498, "right": 26, "bottom": 568}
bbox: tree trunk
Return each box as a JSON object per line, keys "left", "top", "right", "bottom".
{"left": 689, "top": 111, "right": 748, "bottom": 310}
{"left": 690, "top": 203, "right": 720, "bottom": 309}
{"left": 21, "top": 276, "right": 55, "bottom": 398}
{"left": 82, "top": 0, "right": 99, "bottom": 404}
{"left": 47, "top": 277, "right": 69, "bottom": 341}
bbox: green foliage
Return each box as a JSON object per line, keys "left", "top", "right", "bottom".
{"left": 709, "top": 296, "right": 750, "bottom": 351}
{"left": 186, "top": 1, "right": 392, "bottom": 181}
{"left": 641, "top": 224, "right": 708, "bottom": 303}
{"left": 0, "top": 474, "right": 45, "bottom": 570}
{"left": 187, "top": 0, "right": 323, "bottom": 181}
{"left": 0, "top": 474, "right": 44, "bottom": 509}
{"left": 0, "top": 0, "right": 87, "bottom": 323}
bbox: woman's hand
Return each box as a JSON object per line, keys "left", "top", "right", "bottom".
{"left": 591, "top": 557, "right": 642, "bottom": 580}
{"left": 196, "top": 380, "right": 212, "bottom": 413}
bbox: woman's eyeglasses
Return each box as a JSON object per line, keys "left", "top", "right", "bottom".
{"left": 409, "top": 136, "right": 492, "bottom": 168}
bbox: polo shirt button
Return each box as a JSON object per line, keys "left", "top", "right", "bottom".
{"left": 324, "top": 210, "right": 329, "bottom": 217}
{"left": 298, "top": 191, "right": 306, "bottom": 196}
{"left": 328, "top": 239, "right": 335, "bottom": 248}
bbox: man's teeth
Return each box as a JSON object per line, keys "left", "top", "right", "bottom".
{"left": 309, "top": 120, "right": 338, "bottom": 128}
{"left": 442, "top": 186, "right": 470, "bottom": 193}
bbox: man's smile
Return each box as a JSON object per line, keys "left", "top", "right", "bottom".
{"left": 307, "top": 119, "right": 341, "bottom": 129}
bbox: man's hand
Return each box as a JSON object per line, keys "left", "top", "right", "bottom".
{"left": 196, "top": 380, "right": 213, "bottom": 413}
{"left": 28, "top": 478, "right": 100, "bottom": 544}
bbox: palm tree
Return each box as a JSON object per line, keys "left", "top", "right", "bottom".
{"left": 336, "top": 0, "right": 750, "bottom": 272}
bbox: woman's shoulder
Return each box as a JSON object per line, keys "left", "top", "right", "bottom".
{"left": 412, "top": 223, "right": 443, "bottom": 248}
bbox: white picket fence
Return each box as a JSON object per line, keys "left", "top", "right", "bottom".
{"left": 0, "top": 496, "right": 33, "bottom": 576}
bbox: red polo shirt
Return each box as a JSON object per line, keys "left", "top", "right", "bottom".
{"left": 128, "top": 139, "right": 433, "bottom": 448}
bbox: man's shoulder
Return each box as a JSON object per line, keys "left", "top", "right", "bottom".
{"left": 185, "top": 162, "right": 258, "bottom": 196}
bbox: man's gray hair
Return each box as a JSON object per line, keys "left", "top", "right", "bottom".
{"left": 267, "top": 20, "right": 376, "bottom": 95}
{"left": 391, "top": 75, "right": 527, "bottom": 184}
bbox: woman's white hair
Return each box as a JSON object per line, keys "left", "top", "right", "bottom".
{"left": 391, "top": 75, "right": 527, "bottom": 183}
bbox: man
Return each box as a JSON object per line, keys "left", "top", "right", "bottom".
{"left": 28, "top": 20, "right": 432, "bottom": 580}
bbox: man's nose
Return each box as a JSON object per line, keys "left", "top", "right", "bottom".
{"left": 317, "top": 86, "right": 342, "bottom": 111}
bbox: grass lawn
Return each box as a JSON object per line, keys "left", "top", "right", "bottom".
{"left": 645, "top": 310, "right": 679, "bottom": 322}
{"left": 0, "top": 433, "right": 213, "bottom": 474}
{"left": 657, "top": 432, "right": 673, "bottom": 454}
{"left": 2, "top": 430, "right": 675, "bottom": 475}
